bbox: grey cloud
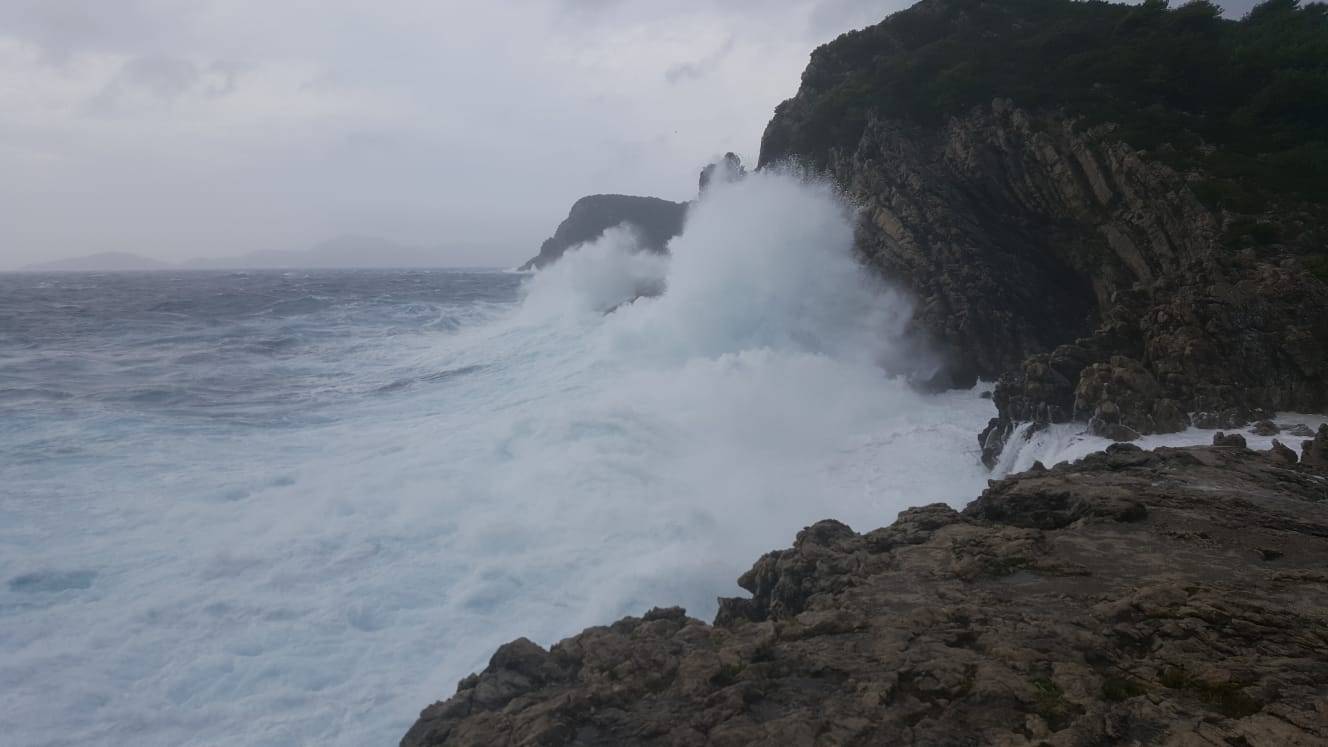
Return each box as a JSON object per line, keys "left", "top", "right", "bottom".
{"left": 558, "top": 0, "right": 622, "bottom": 13}
{"left": 0, "top": 0, "right": 188, "bottom": 63}
{"left": 1219, "top": 1, "right": 1265, "bottom": 18}
{"left": 17, "top": 1, "right": 1226, "bottom": 271}
{"left": 119, "top": 56, "right": 199, "bottom": 99}
{"left": 85, "top": 55, "right": 200, "bottom": 114}
{"left": 203, "top": 61, "right": 245, "bottom": 97}
{"left": 299, "top": 69, "right": 347, "bottom": 94}
{"left": 82, "top": 56, "right": 244, "bottom": 116}
{"left": 665, "top": 37, "right": 735, "bottom": 84}
{"left": 807, "top": 0, "right": 901, "bottom": 36}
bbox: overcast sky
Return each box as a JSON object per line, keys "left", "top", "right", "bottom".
{"left": 0, "top": 0, "right": 1262, "bottom": 269}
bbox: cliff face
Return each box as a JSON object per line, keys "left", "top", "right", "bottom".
{"left": 758, "top": 0, "right": 1328, "bottom": 450}
{"left": 819, "top": 101, "right": 1328, "bottom": 460}
{"left": 519, "top": 195, "right": 688, "bottom": 271}
{"left": 402, "top": 428, "right": 1328, "bottom": 746}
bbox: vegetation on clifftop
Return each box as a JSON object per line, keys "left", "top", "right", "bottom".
{"left": 760, "top": 0, "right": 1328, "bottom": 205}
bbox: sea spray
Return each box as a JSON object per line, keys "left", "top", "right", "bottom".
{"left": 517, "top": 224, "right": 668, "bottom": 319}
{"left": 22, "top": 166, "right": 1299, "bottom": 744}
{"left": 0, "top": 173, "right": 996, "bottom": 747}
{"left": 421, "top": 168, "right": 997, "bottom": 701}
{"left": 608, "top": 172, "right": 919, "bottom": 368}
{"left": 990, "top": 416, "right": 1328, "bottom": 477}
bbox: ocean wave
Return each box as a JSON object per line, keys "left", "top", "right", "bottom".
{"left": 0, "top": 179, "right": 998, "bottom": 746}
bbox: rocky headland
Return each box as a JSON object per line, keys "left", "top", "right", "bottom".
{"left": 519, "top": 153, "right": 752, "bottom": 272}
{"left": 518, "top": 195, "right": 689, "bottom": 271}
{"left": 760, "top": 0, "right": 1328, "bottom": 452}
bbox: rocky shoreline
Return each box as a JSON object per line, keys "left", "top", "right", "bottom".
{"left": 410, "top": 2, "right": 1328, "bottom": 743}
{"left": 402, "top": 426, "right": 1328, "bottom": 746}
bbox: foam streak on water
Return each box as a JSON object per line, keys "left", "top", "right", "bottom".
{"left": 994, "top": 417, "right": 1328, "bottom": 477}
{"left": 1, "top": 174, "right": 997, "bottom": 746}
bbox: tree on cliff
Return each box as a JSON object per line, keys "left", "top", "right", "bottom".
{"left": 760, "top": 0, "right": 1328, "bottom": 209}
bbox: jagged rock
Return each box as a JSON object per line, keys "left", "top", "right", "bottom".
{"left": 1068, "top": 357, "right": 1197, "bottom": 442}
{"left": 519, "top": 195, "right": 688, "bottom": 271}
{"left": 1075, "top": 358, "right": 1158, "bottom": 427}
{"left": 1250, "top": 420, "right": 1280, "bottom": 436}
{"left": 1151, "top": 399, "right": 1191, "bottom": 433}
{"left": 977, "top": 416, "right": 1014, "bottom": 469}
{"left": 993, "top": 348, "right": 1081, "bottom": 426}
{"left": 698, "top": 153, "right": 746, "bottom": 193}
{"left": 1285, "top": 423, "right": 1316, "bottom": 437}
{"left": 1193, "top": 409, "right": 1251, "bottom": 430}
{"left": 1268, "top": 439, "right": 1299, "bottom": 465}
{"left": 1303, "top": 424, "right": 1328, "bottom": 468}
{"left": 1088, "top": 419, "right": 1140, "bottom": 442}
{"left": 404, "top": 446, "right": 1328, "bottom": 746}
{"left": 715, "top": 519, "right": 862, "bottom": 626}
{"left": 1213, "top": 431, "right": 1248, "bottom": 449}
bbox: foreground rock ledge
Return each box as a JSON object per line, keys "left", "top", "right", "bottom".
{"left": 403, "top": 437, "right": 1328, "bottom": 746}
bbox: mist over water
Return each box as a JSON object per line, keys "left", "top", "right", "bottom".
{"left": 2, "top": 173, "right": 997, "bottom": 746}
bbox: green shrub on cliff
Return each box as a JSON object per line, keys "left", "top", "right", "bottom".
{"left": 760, "top": 0, "right": 1328, "bottom": 203}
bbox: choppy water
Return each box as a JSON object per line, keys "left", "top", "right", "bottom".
{"left": 0, "top": 270, "right": 521, "bottom": 425}
{"left": 3, "top": 173, "right": 1277, "bottom": 746}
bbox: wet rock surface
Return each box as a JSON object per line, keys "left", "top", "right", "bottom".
{"left": 403, "top": 445, "right": 1328, "bottom": 746}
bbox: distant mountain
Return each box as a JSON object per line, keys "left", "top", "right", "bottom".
{"left": 519, "top": 195, "right": 689, "bottom": 271}
{"left": 521, "top": 155, "right": 751, "bottom": 272}
{"left": 184, "top": 235, "right": 475, "bottom": 269}
{"left": 21, "top": 252, "right": 174, "bottom": 272}
{"left": 19, "top": 237, "right": 496, "bottom": 273}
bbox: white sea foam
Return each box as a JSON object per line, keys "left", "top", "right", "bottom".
{"left": 7, "top": 171, "right": 1309, "bottom": 746}
{"left": 994, "top": 415, "right": 1328, "bottom": 477}
{"left": 517, "top": 224, "right": 669, "bottom": 319}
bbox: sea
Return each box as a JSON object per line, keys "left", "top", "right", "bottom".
{"left": 2, "top": 173, "right": 1318, "bottom": 746}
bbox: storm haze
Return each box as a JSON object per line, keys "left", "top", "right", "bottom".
{"left": 0, "top": 0, "right": 1262, "bottom": 270}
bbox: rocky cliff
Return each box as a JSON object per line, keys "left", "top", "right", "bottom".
{"left": 759, "top": 0, "right": 1328, "bottom": 451}
{"left": 402, "top": 427, "right": 1328, "bottom": 746}
{"left": 822, "top": 100, "right": 1328, "bottom": 464}
{"left": 519, "top": 195, "right": 688, "bottom": 271}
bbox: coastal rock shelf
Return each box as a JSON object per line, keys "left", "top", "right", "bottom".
{"left": 402, "top": 428, "right": 1328, "bottom": 746}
